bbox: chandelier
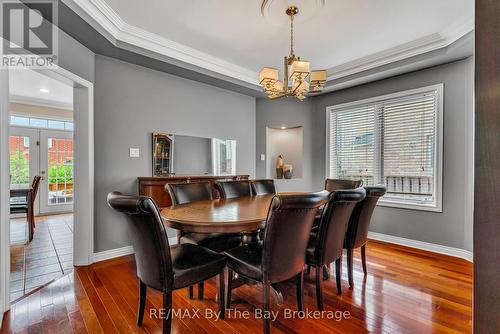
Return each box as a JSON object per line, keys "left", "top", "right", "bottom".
{"left": 259, "top": 6, "right": 326, "bottom": 100}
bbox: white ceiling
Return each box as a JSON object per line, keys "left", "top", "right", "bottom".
{"left": 65, "top": 0, "right": 474, "bottom": 87}
{"left": 9, "top": 70, "right": 73, "bottom": 110}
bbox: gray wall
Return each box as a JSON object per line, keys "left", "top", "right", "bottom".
{"left": 256, "top": 57, "right": 474, "bottom": 251}
{"left": 94, "top": 55, "right": 256, "bottom": 252}
{"left": 256, "top": 99, "right": 315, "bottom": 192}
{"left": 173, "top": 135, "right": 211, "bottom": 175}
{"left": 314, "top": 58, "right": 474, "bottom": 251}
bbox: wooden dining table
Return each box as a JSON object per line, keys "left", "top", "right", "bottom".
{"left": 160, "top": 194, "right": 274, "bottom": 243}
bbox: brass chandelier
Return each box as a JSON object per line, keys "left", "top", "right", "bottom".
{"left": 259, "top": 6, "right": 326, "bottom": 100}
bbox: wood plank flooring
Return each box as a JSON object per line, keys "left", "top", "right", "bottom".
{"left": 1, "top": 240, "right": 472, "bottom": 333}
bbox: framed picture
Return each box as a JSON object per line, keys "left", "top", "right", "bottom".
{"left": 152, "top": 132, "right": 174, "bottom": 176}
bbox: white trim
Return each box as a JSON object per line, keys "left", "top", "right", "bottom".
{"left": 92, "top": 237, "right": 178, "bottom": 263}
{"left": 325, "top": 84, "right": 444, "bottom": 212}
{"left": 62, "top": 0, "right": 258, "bottom": 85}
{"left": 0, "top": 70, "right": 10, "bottom": 326}
{"left": 62, "top": 0, "right": 473, "bottom": 88}
{"left": 93, "top": 246, "right": 134, "bottom": 263}
{"left": 368, "top": 231, "right": 473, "bottom": 262}
{"left": 9, "top": 95, "right": 73, "bottom": 111}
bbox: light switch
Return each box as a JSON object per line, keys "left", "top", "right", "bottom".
{"left": 129, "top": 148, "right": 140, "bottom": 158}
{"left": 260, "top": 154, "right": 266, "bottom": 161}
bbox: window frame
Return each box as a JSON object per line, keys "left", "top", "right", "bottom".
{"left": 325, "top": 84, "right": 444, "bottom": 212}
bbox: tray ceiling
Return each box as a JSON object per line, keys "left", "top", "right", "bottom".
{"left": 64, "top": 0, "right": 474, "bottom": 87}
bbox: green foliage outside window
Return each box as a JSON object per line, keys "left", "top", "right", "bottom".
{"left": 48, "top": 164, "right": 73, "bottom": 184}
{"left": 9, "top": 150, "right": 29, "bottom": 185}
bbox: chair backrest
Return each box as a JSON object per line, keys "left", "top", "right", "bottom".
{"left": 314, "top": 188, "right": 366, "bottom": 265}
{"left": 107, "top": 192, "right": 172, "bottom": 292}
{"left": 166, "top": 182, "right": 213, "bottom": 205}
{"left": 215, "top": 180, "right": 253, "bottom": 199}
{"left": 344, "top": 186, "right": 386, "bottom": 250}
{"left": 251, "top": 179, "right": 276, "bottom": 196}
{"left": 324, "top": 179, "right": 363, "bottom": 192}
{"left": 262, "top": 191, "right": 329, "bottom": 283}
{"left": 31, "top": 176, "right": 42, "bottom": 200}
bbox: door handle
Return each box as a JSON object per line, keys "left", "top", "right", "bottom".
{"left": 41, "top": 170, "right": 45, "bottom": 180}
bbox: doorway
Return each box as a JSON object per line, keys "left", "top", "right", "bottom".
{"left": 8, "top": 70, "right": 75, "bottom": 302}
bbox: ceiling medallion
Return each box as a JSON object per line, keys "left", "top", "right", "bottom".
{"left": 259, "top": 6, "right": 326, "bottom": 100}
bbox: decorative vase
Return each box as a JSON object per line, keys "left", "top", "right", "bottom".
{"left": 283, "top": 164, "right": 293, "bottom": 179}
{"left": 276, "top": 167, "right": 284, "bottom": 179}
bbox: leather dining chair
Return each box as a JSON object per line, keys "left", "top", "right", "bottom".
{"left": 224, "top": 192, "right": 328, "bottom": 334}
{"left": 215, "top": 180, "right": 253, "bottom": 198}
{"left": 324, "top": 179, "right": 363, "bottom": 192}
{"left": 107, "top": 192, "right": 227, "bottom": 334}
{"left": 10, "top": 175, "right": 42, "bottom": 242}
{"left": 344, "top": 186, "right": 386, "bottom": 287}
{"left": 306, "top": 188, "right": 366, "bottom": 310}
{"left": 312, "top": 178, "right": 363, "bottom": 279}
{"left": 250, "top": 179, "right": 276, "bottom": 195}
{"left": 166, "top": 182, "right": 241, "bottom": 299}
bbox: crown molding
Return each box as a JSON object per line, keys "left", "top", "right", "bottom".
{"left": 63, "top": 0, "right": 474, "bottom": 90}
{"left": 326, "top": 17, "right": 474, "bottom": 81}
{"left": 63, "top": 0, "right": 259, "bottom": 85}
{"left": 9, "top": 95, "right": 73, "bottom": 110}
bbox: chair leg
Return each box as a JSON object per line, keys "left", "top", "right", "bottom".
{"left": 226, "top": 268, "right": 233, "bottom": 309}
{"left": 198, "top": 282, "right": 204, "bottom": 300}
{"left": 335, "top": 258, "right": 342, "bottom": 295}
{"left": 217, "top": 272, "right": 225, "bottom": 319}
{"left": 163, "top": 291, "right": 172, "bottom": 334}
{"left": 315, "top": 266, "right": 323, "bottom": 311}
{"left": 137, "top": 281, "right": 147, "bottom": 325}
{"left": 296, "top": 271, "right": 304, "bottom": 312}
{"left": 347, "top": 249, "right": 354, "bottom": 288}
{"left": 187, "top": 286, "right": 194, "bottom": 299}
{"left": 361, "top": 245, "right": 367, "bottom": 275}
{"left": 322, "top": 264, "right": 330, "bottom": 280}
{"left": 263, "top": 282, "right": 271, "bottom": 334}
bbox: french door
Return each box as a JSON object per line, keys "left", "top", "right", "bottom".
{"left": 39, "top": 130, "right": 74, "bottom": 213}
{"left": 9, "top": 127, "right": 40, "bottom": 214}
{"left": 9, "top": 127, "right": 73, "bottom": 214}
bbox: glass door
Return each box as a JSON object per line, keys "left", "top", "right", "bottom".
{"left": 9, "top": 127, "right": 40, "bottom": 213}
{"left": 39, "top": 130, "right": 74, "bottom": 213}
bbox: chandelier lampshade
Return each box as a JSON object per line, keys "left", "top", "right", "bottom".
{"left": 259, "top": 6, "right": 326, "bottom": 100}
{"left": 259, "top": 67, "right": 279, "bottom": 84}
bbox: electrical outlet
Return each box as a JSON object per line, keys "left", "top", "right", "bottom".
{"left": 260, "top": 154, "right": 266, "bottom": 161}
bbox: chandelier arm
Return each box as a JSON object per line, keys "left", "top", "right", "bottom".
{"left": 290, "top": 13, "right": 294, "bottom": 57}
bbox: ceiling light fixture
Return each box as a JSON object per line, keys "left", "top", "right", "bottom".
{"left": 259, "top": 6, "right": 326, "bottom": 101}
{"left": 39, "top": 88, "right": 49, "bottom": 93}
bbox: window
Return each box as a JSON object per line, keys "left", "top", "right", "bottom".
{"left": 10, "top": 115, "right": 73, "bottom": 130}
{"left": 211, "top": 138, "right": 237, "bottom": 175}
{"left": 327, "top": 84, "right": 443, "bottom": 211}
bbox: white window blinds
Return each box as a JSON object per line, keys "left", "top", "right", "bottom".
{"left": 330, "top": 105, "right": 375, "bottom": 186}
{"left": 327, "top": 85, "right": 443, "bottom": 211}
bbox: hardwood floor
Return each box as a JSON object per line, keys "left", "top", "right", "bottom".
{"left": 0, "top": 240, "right": 472, "bottom": 333}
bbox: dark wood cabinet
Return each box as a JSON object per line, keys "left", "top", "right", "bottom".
{"left": 138, "top": 175, "right": 250, "bottom": 208}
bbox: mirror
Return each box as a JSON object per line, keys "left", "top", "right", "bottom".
{"left": 152, "top": 133, "right": 237, "bottom": 177}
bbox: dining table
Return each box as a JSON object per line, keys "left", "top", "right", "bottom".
{"left": 160, "top": 194, "right": 274, "bottom": 243}
{"left": 160, "top": 194, "right": 288, "bottom": 304}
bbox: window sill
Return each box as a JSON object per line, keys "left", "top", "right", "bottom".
{"left": 377, "top": 200, "right": 442, "bottom": 213}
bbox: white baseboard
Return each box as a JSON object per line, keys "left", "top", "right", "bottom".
{"left": 93, "top": 245, "right": 134, "bottom": 263}
{"left": 93, "top": 237, "right": 178, "bottom": 263}
{"left": 368, "top": 231, "right": 473, "bottom": 262}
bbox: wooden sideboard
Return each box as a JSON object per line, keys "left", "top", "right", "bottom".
{"left": 137, "top": 175, "right": 250, "bottom": 208}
